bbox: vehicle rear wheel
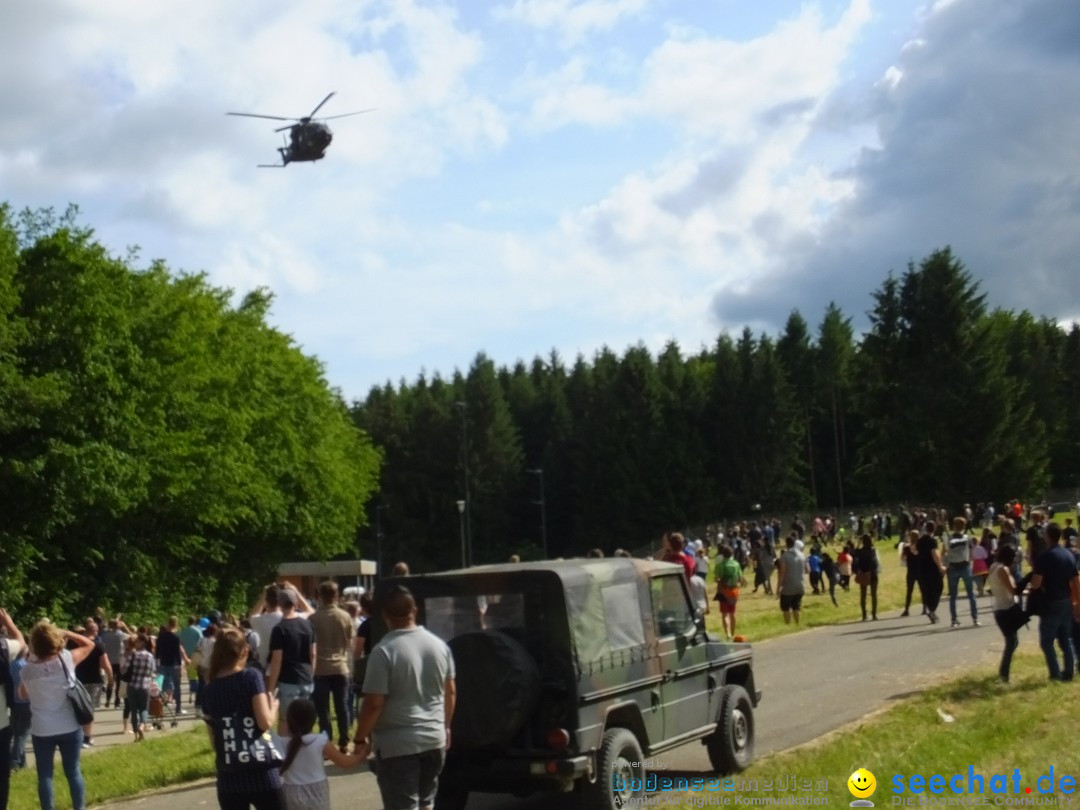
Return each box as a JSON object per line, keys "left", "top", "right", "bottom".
{"left": 706, "top": 684, "right": 754, "bottom": 774}
{"left": 578, "top": 727, "right": 645, "bottom": 810}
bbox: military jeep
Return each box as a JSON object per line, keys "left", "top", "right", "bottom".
{"left": 371, "top": 558, "right": 760, "bottom": 810}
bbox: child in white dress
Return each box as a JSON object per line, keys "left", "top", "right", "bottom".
{"left": 274, "top": 698, "right": 365, "bottom": 810}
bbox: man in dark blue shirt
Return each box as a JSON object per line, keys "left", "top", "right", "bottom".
{"left": 1030, "top": 523, "right": 1080, "bottom": 681}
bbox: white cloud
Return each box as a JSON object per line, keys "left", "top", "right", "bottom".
{"left": 494, "top": 0, "right": 650, "bottom": 44}
{"left": 6, "top": 0, "right": 1072, "bottom": 400}
{"left": 523, "top": 0, "right": 872, "bottom": 140}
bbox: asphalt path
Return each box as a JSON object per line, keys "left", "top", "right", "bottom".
{"left": 92, "top": 599, "right": 1005, "bottom": 809}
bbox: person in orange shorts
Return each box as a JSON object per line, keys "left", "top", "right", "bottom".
{"left": 713, "top": 545, "right": 746, "bottom": 640}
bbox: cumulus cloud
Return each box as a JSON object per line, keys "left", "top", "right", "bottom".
{"left": 712, "top": 0, "right": 1080, "bottom": 328}
{"left": 494, "top": 0, "right": 650, "bottom": 44}
{"left": 524, "top": 0, "right": 871, "bottom": 138}
{"left": 5, "top": 0, "right": 1074, "bottom": 399}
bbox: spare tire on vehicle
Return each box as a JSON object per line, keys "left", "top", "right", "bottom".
{"left": 448, "top": 629, "right": 541, "bottom": 748}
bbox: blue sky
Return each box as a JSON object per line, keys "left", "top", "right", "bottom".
{"left": 1, "top": 0, "right": 1077, "bottom": 399}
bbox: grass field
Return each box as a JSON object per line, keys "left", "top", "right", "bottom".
{"left": 678, "top": 653, "right": 1078, "bottom": 809}
{"left": 8, "top": 727, "right": 214, "bottom": 810}
{"left": 701, "top": 512, "right": 1078, "bottom": 643}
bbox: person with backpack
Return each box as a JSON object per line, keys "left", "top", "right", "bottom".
{"left": 713, "top": 545, "right": 746, "bottom": 640}
{"left": 945, "top": 516, "right": 980, "bottom": 628}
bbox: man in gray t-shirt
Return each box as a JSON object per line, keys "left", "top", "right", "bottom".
{"left": 354, "top": 585, "right": 457, "bottom": 810}
{"left": 776, "top": 536, "right": 808, "bottom": 626}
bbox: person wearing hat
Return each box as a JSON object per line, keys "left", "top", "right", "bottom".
{"left": 266, "top": 587, "right": 317, "bottom": 734}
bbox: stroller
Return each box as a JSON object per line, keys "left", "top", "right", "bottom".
{"left": 149, "top": 674, "right": 178, "bottom": 730}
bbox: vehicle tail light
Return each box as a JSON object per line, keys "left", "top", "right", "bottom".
{"left": 545, "top": 728, "right": 571, "bottom": 750}
{"left": 733, "top": 634, "right": 747, "bottom": 642}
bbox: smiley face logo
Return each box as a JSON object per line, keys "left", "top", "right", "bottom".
{"left": 848, "top": 769, "right": 877, "bottom": 800}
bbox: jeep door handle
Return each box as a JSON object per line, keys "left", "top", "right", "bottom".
{"left": 651, "top": 689, "right": 661, "bottom": 708}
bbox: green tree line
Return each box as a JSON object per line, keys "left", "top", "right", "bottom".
{"left": 355, "top": 248, "right": 1080, "bottom": 566}
{"left": 0, "top": 205, "right": 381, "bottom": 621}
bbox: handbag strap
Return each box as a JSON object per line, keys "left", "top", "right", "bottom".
{"left": 57, "top": 650, "right": 77, "bottom": 688}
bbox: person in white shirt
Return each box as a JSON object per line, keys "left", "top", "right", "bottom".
{"left": 689, "top": 574, "right": 709, "bottom": 619}
{"left": 1, "top": 608, "right": 29, "bottom": 809}
{"left": 18, "top": 620, "right": 95, "bottom": 810}
{"left": 273, "top": 697, "right": 365, "bottom": 809}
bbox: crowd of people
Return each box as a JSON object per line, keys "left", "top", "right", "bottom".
{"left": 660, "top": 503, "right": 1080, "bottom": 685}
{"left": 3, "top": 501, "right": 1078, "bottom": 810}
{"left": 0, "top": 573, "right": 455, "bottom": 810}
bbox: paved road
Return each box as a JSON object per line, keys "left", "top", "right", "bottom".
{"left": 95, "top": 602, "right": 1004, "bottom": 809}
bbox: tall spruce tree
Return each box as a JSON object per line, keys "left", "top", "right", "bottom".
{"left": 816, "top": 303, "right": 856, "bottom": 509}
{"left": 861, "top": 248, "right": 1047, "bottom": 506}
{"left": 777, "top": 310, "right": 818, "bottom": 505}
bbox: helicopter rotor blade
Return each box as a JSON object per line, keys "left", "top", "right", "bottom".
{"left": 307, "top": 91, "right": 336, "bottom": 119}
{"left": 317, "top": 109, "right": 376, "bottom": 121}
{"left": 226, "top": 112, "right": 295, "bottom": 121}
{"left": 274, "top": 123, "right": 297, "bottom": 132}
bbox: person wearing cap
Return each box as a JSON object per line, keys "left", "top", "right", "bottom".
{"left": 266, "top": 587, "right": 317, "bottom": 734}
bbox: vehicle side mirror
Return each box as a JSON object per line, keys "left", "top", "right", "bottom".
{"left": 693, "top": 616, "right": 706, "bottom": 640}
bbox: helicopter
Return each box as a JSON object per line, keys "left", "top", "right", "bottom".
{"left": 226, "top": 92, "right": 372, "bottom": 167}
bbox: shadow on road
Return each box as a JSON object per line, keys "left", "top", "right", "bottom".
{"left": 884, "top": 689, "right": 925, "bottom": 701}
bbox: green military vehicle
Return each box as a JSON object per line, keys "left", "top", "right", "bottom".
{"left": 372, "top": 558, "right": 759, "bottom": 810}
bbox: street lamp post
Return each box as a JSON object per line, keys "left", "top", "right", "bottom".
{"left": 527, "top": 468, "right": 548, "bottom": 559}
{"left": 455, "top": 401, "right": 473, "bottom": 567}
{"left": 374, "top": 504, "right": 388, "bottom": 579}
{"left": 456, "top": 500, "right": 467, "bottom": 569}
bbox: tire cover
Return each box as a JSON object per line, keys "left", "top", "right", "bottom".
{"left": 448, "top": 630, "right": 541, "bottom": 748}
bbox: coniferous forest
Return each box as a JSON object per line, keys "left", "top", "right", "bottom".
{"left": 2, "top": 204, "right": 1078, "bottom": 620}
{"left": 356, "top": 248, "right": 1080, "bottom": 570}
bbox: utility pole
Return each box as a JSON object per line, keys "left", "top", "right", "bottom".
{"left": 527, "top": 468, "right": 548, "bottom": 559}
{"left": 455, "top": 401, "right": 473, "bottom": 566}
{"left": 456, "top": 500, "right": 467, "bottom": 569}
{"left": 374, "top": 504, "right": 388, "bottom": 579}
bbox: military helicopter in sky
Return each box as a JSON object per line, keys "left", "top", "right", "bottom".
{"left": 226, "top": 92, "right": 372, "bottom": 167}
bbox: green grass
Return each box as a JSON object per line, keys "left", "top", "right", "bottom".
{"left": 678, "top": 654, "right": 1077, "bottom": 809}
{"left": 703, "top": 512, "right": 1077, "bottom": 643}
{"left": 12, "top": 514, "right": 1073, "bottom": 808}
{"left": 702, "top": 534, "right": 912, "bottom": 642}
{"left": 9, "top": 727, "right": 214, "bottom": 810}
